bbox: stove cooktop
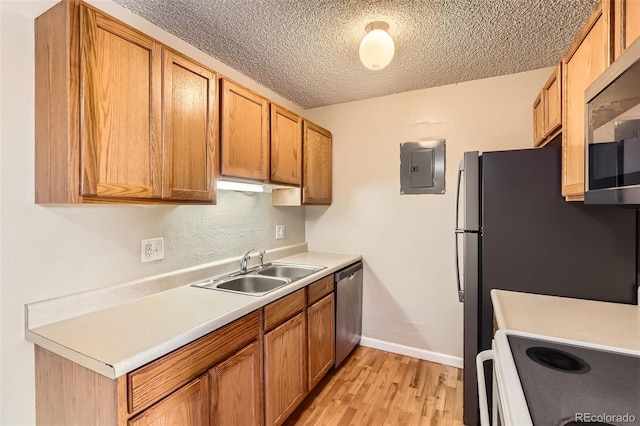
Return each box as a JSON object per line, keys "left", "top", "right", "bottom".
{"left": 508, "top": 335, "right": 640, "bottom": 426}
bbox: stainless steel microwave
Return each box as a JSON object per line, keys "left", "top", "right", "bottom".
{"left": 585, "top": 37, "right": 640, "bottom": 206}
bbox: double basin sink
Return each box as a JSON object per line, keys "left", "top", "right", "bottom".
{"left": 191, "top": 263, "right": 326, "bottom": 297}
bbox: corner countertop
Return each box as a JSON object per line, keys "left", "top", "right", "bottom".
{"left": 26, "top": 251, "right": 361, "bottom": 379}
{"left": 491, "top": 289, "right": 640, "bottom": 351}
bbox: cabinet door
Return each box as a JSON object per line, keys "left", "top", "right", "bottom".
{"left": 543, "top": 64, "right": 562, "bottom": 136}
{"left": 220, "top": 79, "right": 269, "bottom": 180}
{"left": 533, "top": 93, "right": 545, "bottom": 147}
{"left": 307, "top": 293, "right": 335, "bottom": 391}
{"left": 80, "top": 6, "right": 162, "bottom": 199}
{"left": 562, "top": 0, "right": 613, "bottom": 200}
{"left": 302, "top": 121, "right": 332, "bottom": 205}
{"left": 128, "top": 376, "right": 209, "bottom": 426}
{"left": 614, "top": 0, "right": 640, "bottom": 59}
{"left": 264, "top": 312, "right": 306, "bottom": 426}
{"left": 271, "top": 104, "right": 302, "bottom": 185}
{"left": 210, "top": 341, "right": 262, "bottom": 426}
{"left": 162, "top": 50, "right": 217, "bottom": 202}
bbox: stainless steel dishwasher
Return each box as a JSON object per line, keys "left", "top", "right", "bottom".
{"left": 334, "top": 261, "right": 363, "bottom": 367}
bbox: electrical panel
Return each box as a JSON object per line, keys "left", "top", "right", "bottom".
{"left": 400, "top": 139, "right": 445, "bottom": 194}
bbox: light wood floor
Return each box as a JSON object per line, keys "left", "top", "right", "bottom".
{"left": 285, "top": 346, "right": 464, "bottom": 426}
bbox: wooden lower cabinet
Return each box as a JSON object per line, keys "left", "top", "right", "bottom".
{"left": 307, "top": 293, "right": 335, "bottom": 391}
{"left": 264, "top": 312, "right": 307, "bottom": 426}
{"left": 210, "top": 341, "right": 263, "bottom": 425}
{"left": 128, "top": 376, "right": 209, "bottom": 426}
{"left": 34, "top": 275, "right": 340, "bottom": 426}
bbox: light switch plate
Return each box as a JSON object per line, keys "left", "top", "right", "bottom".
{"left": 275, "top": 225, "right": 285, "bottom": 240}
{"left": 141, "top": 238, "right": 164, "bottom": 262}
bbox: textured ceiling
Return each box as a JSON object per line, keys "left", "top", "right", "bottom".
{"left": 112, "top": 0, "right": 599, "bottom": 109}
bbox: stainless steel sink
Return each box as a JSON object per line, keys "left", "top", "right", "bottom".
{"left": 256, "top": 263, "right": 325, "bottom": 279}
{"left": 191, "top": 262, "right": 325, "bottom": 297}
{"left": 192, "top": 275, "right": 290, "bottom": 297}
{"left": 216, "top": 276, "right": 290, "bottom": 295}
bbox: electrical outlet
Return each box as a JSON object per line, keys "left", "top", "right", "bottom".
{"left": 275, "top": 225, "right": 285, "bottom": 240}
{"left": 141, "top": 238, "right": 164, "bottom": 262}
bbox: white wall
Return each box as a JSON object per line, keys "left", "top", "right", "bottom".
{"left": 0, "top": 1, "right": 305, "bottom": 424}
{"left": 304, "top": 68, "right": 554, "bottom": 361}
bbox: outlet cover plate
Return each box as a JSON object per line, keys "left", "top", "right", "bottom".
{"left": 275, "top": 225, "right": 285, "bottom": 240}
{"left": 141, "top": 238, "right": 164, "bottom": 262}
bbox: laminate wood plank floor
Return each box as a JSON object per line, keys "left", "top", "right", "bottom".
{"left": 285, "top": 346, "right": 464, "bottom": 426}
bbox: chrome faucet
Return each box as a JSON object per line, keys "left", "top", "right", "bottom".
{"left": 240, "top": 248, "right": 254, "bottom": 273}
{"left": 258, "top": 250, "right": 266, "bottom": 268}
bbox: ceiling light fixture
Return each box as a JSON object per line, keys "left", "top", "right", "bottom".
{"left": 359, "top": 21, "right": 395, "bottom": 70}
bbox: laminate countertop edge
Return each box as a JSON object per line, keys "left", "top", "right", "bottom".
{"left": 26, "top": 251, "right": 362, "bottom": 379}
{"left": 491, "top": 289, "right": 640, "bottom": 351}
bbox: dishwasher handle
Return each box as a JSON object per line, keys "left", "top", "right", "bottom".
{"left": 335, "top": 261, "right": 363, "bottom": 281}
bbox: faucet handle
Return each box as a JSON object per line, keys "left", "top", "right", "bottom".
{"left": 240, "top": 248, "right": 255, "bottom": 273}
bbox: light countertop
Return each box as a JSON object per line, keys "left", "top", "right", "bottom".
{"left": 491, "top": 289, "right": 640, "bottom": 350}
{"left": 26, "top": 251, "right": 361, "bottom": 379}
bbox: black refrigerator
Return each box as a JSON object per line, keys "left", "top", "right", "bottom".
{"left": 455, "top": 147, "right": 638, "bottom": 426}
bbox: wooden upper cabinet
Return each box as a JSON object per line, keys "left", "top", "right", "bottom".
{"left": 162, "top": 50, "right": 217, "bottom": 202}
{"left": 533, "top": 93, "right": 545, "bottom": 146}
{"left": 220, "top": 79, "right": 270, "bottom": 180}
{"left": 562, "top": 0, "right": 613, "bottom": 201}
{"left": 80, "top": 6, "right": 162, "bottom": 199}
{"left": 271, "top": 104, "right": 302, "bottom": 185}
{"left": 302, "top": 121, "right": 332, "bottom": 205}
{"left": 614, "top": 0, "right": 640, "bottom": 59}
{"left": 543, "top": 65, "right": 562, "bottom": 137}
{"left": 128, "top": 376, "right": 209, "bottom": 426}
{"left": 35, "top": 2, "right": 220, "bottom": 204}
{"left": 532, "top": 65, "right": 561, "bottom": 148}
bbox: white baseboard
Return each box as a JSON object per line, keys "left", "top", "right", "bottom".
{"left": 359, "top": 336, "right": 464, "bottom": 369}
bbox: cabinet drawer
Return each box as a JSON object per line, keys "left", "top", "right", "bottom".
{"left": 263, "top": 289, "right": 305, "bottom": 331}
{"left": 128, "top": 375, "right": 209, "bottom": 426}
{"left": 127, "top": 310, "right": 260, "bottom": 415}
{"left": 307, "top": 275, "right": 334, "bottom": 305}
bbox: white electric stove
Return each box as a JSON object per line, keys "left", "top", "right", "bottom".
{"left": 477, "top": 330, "right": 640, "bottom": 426}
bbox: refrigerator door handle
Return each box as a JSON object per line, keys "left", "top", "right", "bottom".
{"left": 455, "top": 159, "right": 465, "bottom": 303}
{"left": 455, "top": 231, "right": 465, "bottom": 302}
{"left": 455, "top": 160, "right": 464, "bottom": 231}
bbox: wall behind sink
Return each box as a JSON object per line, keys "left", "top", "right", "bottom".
{"left": 0, "top": 1, "right": 304, "bottom": 424}
{"left": 304, "top": 68, "right": 553, "bottom": 365}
